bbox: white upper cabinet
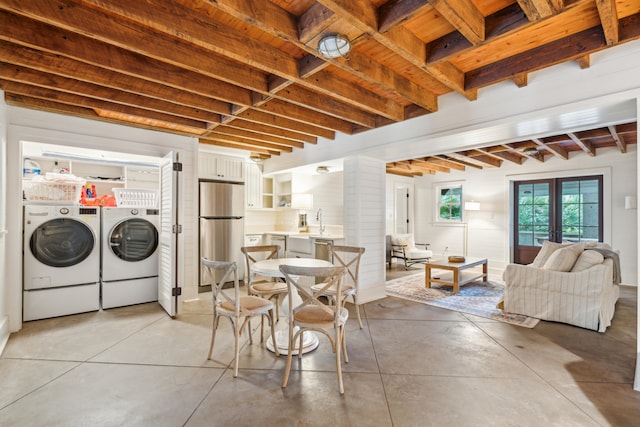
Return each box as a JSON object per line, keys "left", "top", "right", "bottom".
{"left": 245, "top": 162, "right": 262, "bottom": 209}
{"left": 199, "top": 153, "right": 244, "bottom": 181}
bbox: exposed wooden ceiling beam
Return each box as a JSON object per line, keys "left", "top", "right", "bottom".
{"left": 568, "top": 132, "right": 595, "bottom": 156}
{"left": 378, "top": 0, "right": 431, "bottom": 33}
{"left": 608, "top": 125, "right": 627, "bottom": 153}
{"left": 429, "top": 0, "right": 485, "bottom": 44}
{"left": 410, "top": 159, "right": 450, "bottom": 173}
{"left": 210, "top": 127, "right": 304, "bottom": 149}
{"left": 532, "top": 138, "right": 569, "bottom": 159}
{"left": 575, "top": 55, "right": 591, "bottom": 69}
{"left": 199, "top": 138, "right": 280, "bottom": 156}
{"left": 1, "top": 81, "right": 210, "bottom": 132}
{"left": 257, "top": 99, "right": 354, "bottom": 134}
{"left": 423, "top": 157, "right": 466, "bottom": 171}
{"left": 203, "top": 133, "right": 293, "bottom": 153}
{"left": 595, "top": 0, "right": 619, "bottom": 45}
{"left": 516, "top": 0, "right": 563, "bottom": 21}
{"left": 5, "top": 93, "right": 201, "bottom": 135}
{"left": 223, "top": 119, "right": 318, "bottom": 144}
{"left": 466, "top": 26, "right": 607, "bottom": 90}
{"left": 0, "top": 65, "right": 221, "bottom": 124}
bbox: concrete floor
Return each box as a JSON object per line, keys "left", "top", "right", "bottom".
{"left": 1, "top": 266, "right": 638, "bottom": 426}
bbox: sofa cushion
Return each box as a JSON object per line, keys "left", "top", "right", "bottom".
{"left": 571, "top": 250, "right": 605, "bottom": 272}
{"left": 542, "top": 243, "right": 585, "bottom": 271}
{"left": 531, "top": 241, "right": 565, "bottom": 267}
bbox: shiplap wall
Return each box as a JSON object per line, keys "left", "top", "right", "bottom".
{"left": 344, "top": 156, "right": 386, "bottom": 303}
{"left": 292, "top": 170, "right": 343, "bottom": 229}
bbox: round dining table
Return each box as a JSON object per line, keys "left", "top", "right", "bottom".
{"left": 252, "top": 257, "right": 333, "bottom": 356}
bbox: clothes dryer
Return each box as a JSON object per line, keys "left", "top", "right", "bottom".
{"left": 101, "top": 207, "right": 160, "bottom": 309}
{"left": 23, "top": 205, "right": 101, "bottom": 321}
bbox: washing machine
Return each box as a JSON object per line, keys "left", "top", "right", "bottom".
{"left": 101, "top": 207, "right": 160, "bottom": 309}
{"left": 23, "top": 205, "right": 101, "bottom": 321}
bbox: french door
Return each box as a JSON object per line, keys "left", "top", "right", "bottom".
{"left": 514, "top": 176, "right": 603, "bottom": 264}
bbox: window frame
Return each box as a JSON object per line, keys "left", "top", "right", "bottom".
{"left": 434, "top": 181, "right": 465, "bottom": 224}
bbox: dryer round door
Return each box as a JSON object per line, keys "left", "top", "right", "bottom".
{"left": 109, "top": 218, "right": 159, "bottom": 262}
{"left": 30, "top": 218, "right": 96, "bottom": 267}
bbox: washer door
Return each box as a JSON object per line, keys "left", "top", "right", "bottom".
{"left": 109, "top": 218, "right": 159, "bottom": 262}
{"left": 30, "top": 218, "right": 96, "bottom": 267}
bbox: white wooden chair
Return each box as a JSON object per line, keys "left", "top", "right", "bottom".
{"left": 241, "top": 245, "right": 288, "bottom": 325}
{"left": 312, "top": 245, "right": 366, "bottom": 328}
{"left": 279, "top": 264, "right": 349, "bottom": 394}
{"left": 201, "top": 258, "right": 279, "bottom": 377}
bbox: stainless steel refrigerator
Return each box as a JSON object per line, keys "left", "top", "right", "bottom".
{"left": 199, "top": 181, "right": 245, "bottom": 287}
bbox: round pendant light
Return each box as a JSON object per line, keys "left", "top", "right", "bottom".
{"left": 317, "top": 34, "right": 351, "bottom": 59}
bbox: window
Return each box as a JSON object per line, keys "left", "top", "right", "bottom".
{"left": 436, "top": 183, "right": 463, "bottom": 222}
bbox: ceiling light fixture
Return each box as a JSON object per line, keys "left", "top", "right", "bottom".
{"left": 316, "top": 165, "right": 330, "bottom": 174}
{"left": 317, "top": 33, "right": 351, "bottom": 59}
{"left": 249, "top": 154, "right": 263, "bottom": 163}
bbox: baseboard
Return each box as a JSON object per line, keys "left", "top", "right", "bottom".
{"left": 0, "top": 316, "right": 9, "bottom": 356}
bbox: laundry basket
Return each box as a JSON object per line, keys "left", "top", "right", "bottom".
{"left": 113, "top": 188, "right": 158, "bottom": 208}
{"left": 23, "top": 179, "right": 85, "bottom": 204}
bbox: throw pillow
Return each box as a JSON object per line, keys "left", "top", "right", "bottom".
{"left": 531, "top": 241, "right": 565, "bottom": 268}
{"left": 542, "top": 243, "right": 585, "bottom": 271}
{"left": 543, "top": 247, "right": 579, "bottom": 271}
{"left": 571, "top": 250, "right": 605, "bottom": 272}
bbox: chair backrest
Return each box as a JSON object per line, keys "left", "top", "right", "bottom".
{"left": 330, "top": 245, "right": 365, "bottom": 290}
{"left": 390, "top": 233, "right": 416, "bottom": 249}
{"left": 201, "top": 258, "right": 240, "bottom": 315}
{"left": 241, "top": 245, "right": 279, "bottom": 283}
{"left": 279, "top": 265, "right": 346, "bottom": 320}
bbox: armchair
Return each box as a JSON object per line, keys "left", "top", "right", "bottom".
{"left": 502, "top": 243, "right": 620, "bottom": 332}
{"left": 389, "top": 233, "right": 433, "bottom": 270}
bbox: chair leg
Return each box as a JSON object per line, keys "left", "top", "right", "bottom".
{"left": 354, "top": 297, "right": 363, "bottom": 329}
{"left": 336, "top": 326, "right": 344, "bottom": 394}
{"left": 247, "top": 318, "right": 253, "bottom": 345}
{"left": 342, "top": 326, "right": 349, "bottom": 363}
{"left": 233, "top": 318, "right": 240, "bottom": 378}
{"left": 207, "top": 315, "right": 221, "bottom": 360}
{"left": 267, "top": 309, "right": 280, "bottom": 356}
{"left": 297, "top": 331, "right": 304, "bottom": 359}
{"left": 282, "top": 320, "right": 295, "bottom": 388}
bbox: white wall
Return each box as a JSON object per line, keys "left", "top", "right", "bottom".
{"left": 414, "top": 147, "right": 637, "bottom": 284}
{"left": 0, "top": 94, "right": 8, "bottom": 353}
{"left": 4, "top": 106, "right": 199, "bottom": 332}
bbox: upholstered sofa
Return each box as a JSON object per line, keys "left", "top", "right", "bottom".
{"left": 502, "top": 242, "right": 620, "bottom": 332}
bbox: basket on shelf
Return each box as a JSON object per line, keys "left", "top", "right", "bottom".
{"left": 23, "top": 180, "right": 85, "bottom": 204}
{"left": 113, "top": 188, "right": 158, "bottom": 208}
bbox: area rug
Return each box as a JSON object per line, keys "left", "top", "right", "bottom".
{"left": 385, "top": 272, "right": 540, "bottom": 328}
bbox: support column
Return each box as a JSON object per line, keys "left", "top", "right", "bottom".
{"left": 343, "top": 155, "right": 386, "bottom": 303}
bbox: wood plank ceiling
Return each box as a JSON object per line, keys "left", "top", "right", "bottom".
{"left": 0, "top": 0, "right": 638, "bottom": 174}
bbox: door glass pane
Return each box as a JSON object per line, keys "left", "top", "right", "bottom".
{"left": 560, "top": 178, "right": 600, "bottom": 243}
{"left": 517, "top": 182, "right": 550, "bottom": 246}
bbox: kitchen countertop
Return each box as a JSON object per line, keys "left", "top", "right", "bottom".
{"left": 260, "top": 231, "right": 344, "bottom": 240}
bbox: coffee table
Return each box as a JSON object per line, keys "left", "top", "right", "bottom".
{"left": 425, "top": 257, "right": 488, "bottom": 294}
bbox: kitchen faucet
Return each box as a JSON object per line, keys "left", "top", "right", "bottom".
{"left": 316, "top": 208, "right": 325, "bottom": 235}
